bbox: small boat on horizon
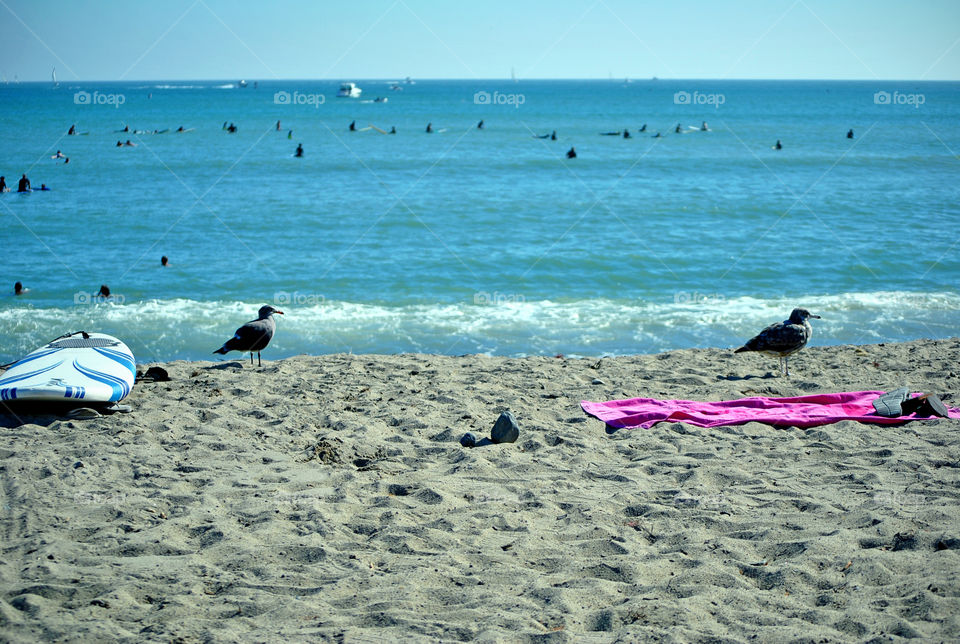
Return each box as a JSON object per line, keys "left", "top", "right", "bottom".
{"left": 337, "top": 82, "right": 362, "bottom": 97}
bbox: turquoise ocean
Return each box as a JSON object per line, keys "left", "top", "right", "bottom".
{"left": 1, "top": 79, "right": 958, "bottom": 363}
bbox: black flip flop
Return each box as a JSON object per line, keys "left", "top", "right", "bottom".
{"left": 873, "top": 387, "right": 909, "bottom": 417}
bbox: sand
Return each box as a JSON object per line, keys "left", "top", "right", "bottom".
{"left": 1, "top": 338, "right": 959, "bottom": 642}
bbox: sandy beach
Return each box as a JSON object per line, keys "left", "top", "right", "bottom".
{"left": 2, "top": 338, "right": 959, "bottom": 642}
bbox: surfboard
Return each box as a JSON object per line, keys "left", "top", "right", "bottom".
{"left": 0, "top": 332, "right": 135, "bottom": 403}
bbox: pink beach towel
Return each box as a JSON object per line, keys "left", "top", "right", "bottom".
{"left": 581, "top": 391, "right": 959, "bottom": 430}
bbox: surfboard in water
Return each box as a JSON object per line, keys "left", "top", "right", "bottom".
{"left": 0, "top": 332, "right": 135, "bottom": 403}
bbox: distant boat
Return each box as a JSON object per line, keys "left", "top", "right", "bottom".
{"left": 511, "top": 67, "right": 517, "bottom": 83}
{"left": 52, "top": 67, "right": 58, "bottom": 88}
{"left": 238, "top": 80, "right": 248, "bottom": 88}
{"left": 404, "top": 76, "right": 415, "bottom": 85}
{"left": 337, "top": 82, "right": 362, "bottom": 98}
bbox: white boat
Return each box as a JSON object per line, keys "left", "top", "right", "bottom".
{"left": 238, "top": 79, "right": 248, "bottom": 88}
{"left": 337, "top": 82, "right": 362, "bottom": 98}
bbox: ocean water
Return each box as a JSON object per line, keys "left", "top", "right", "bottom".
{"left": 1, "top": 79, "right": 958, "bottom": 363}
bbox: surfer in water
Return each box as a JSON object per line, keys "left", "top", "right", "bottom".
{"left": 774, "top": 139, "right": 782, "bottom": 150}
{"left": 0, "top": 176, "right": 6, "bottom": 192}
{"left": 701, "top": 121, "right": 709, "bottom": 131}
{"left": 847, "top": 128, "right": 854, "bottom": 139}
{"left": 477, "top": 119, "right": 484, "bottom": 129}
{"left": 551, "top": 130, "right": 557, "bottom": 140}
{"left": 674, "top": 123, "right": 682, "bottom": 134}
{"left": 17, "top": 174, "right": 30, "bottom": 192}
{"left": 68, "top": 124, "right": 76, "bottom": 135}
{"left": 566, "top": 146, "right": 577, "bottom": 159}
{"left": 623, "top": 129, "right": 631, "bottom": 139}
{"left": 426, "top": 122, "right": 433, "bottom": 133}
{"left": 227, "top": 123, "right": 237, "bottom": 133}
{"left": 294, "top": 143, "right": 304, "bottom": 157}
{"left": 52, "top": 150, "right": 65, "bottom": 159}
{"left": 161, "top": 255, "right": 169, "bottom": 267}
{"left": 639, "top": 124, "right": 646, "bottom": 133}
{"left": 349, "top": 120, "right": 356, "bottom": 132}
{"left": 97, "top": 285, "right": 111, "bottom": 298}
{"left": 276, "top": 120, "right": 282, "bottom": 131}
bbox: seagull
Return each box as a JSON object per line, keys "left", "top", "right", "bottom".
{"left": 213, "top": 305, "right": 283, "bottom": 366}
{"left": 735, "top": 308, "right": 821, "bottom": 376}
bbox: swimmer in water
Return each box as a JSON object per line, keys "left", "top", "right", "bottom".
{"left": 17, "top": 174, "right": 30, "bottom": 192}
{"left": 847, "top": 128, "right": 854, "bottom": 139}
{"left": 623, "top": 129, "right": 631, "bottom": 139}
{"left": 288, "top": 130, "right": 293, "bottom": 139}
{"left": 774, "top": 139, "right": 782, "bottom": 150}
{"left": 652, "top": 132, "right": 662, "bottom": 138}
{"left": 116, "top": 141, "right": 123, "bottom": 147}
{"left": 276, "top": 120, "right": 282, "bottom": 131}
{"left": 39, "top": 184, "right": 50, "bottom": 191}
{"left": 52, "top": 150, "right": 64, "bottom": 159}
{"left": 566, "top": 146, "right": 577, "bottom": 159}
{"left": 294, "top": 143, "right": 303, "bottom": 157}
{"left": 14, "top": 281, "right": 26, "bottom": 295}
{"left": 551, "top": 130, "right": 557, "bottom": 140}
{"left": 161, "top": 255, "right": 169, "bottom": 267}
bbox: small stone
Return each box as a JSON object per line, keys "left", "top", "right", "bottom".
{"left": 460, "top": 432, "right": 477, "bottom": 448}
{"left": 490, "top": 411, "right": 519, "bottom": 444}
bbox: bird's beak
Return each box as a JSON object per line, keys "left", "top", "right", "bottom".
{"left": 275, "top": 310, "right": 284, "bottom": 315}
{"left": 811, "top": 314, "right": 821, "bottom": 319}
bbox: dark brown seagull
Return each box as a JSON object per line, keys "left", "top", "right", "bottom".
{"left": 735, "top": 308, "right": 821, "bottom": 376}
{"left": 214, "top": 305, "right": 284, "bottom": 366}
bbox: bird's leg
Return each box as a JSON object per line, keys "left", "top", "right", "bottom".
{"left": 249, "top": 352, "right": 254, "bottom": 365}
{"left": 784, "top": 356, "right": 790, "bottom": 377}
{"left": 258, "top": 352, "right": 262, "bottom": 367}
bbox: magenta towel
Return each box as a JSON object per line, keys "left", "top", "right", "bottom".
{"left": 581, "top": 391, "right": 959, "bottom": 429}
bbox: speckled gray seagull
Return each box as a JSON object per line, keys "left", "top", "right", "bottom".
{"left": 735, "top": 308, "right": 821, "bottom": 376}
{"left": 214, "top": 305, "right": 283, "bottom": 366}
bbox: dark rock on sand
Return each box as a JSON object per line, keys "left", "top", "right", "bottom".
{"left": 490, "top": 411, "right": 520, "bottom": 444}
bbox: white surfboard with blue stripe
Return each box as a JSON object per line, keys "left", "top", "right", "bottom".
{"left": 0, "top": 332, "right": 135, "bottom": 403}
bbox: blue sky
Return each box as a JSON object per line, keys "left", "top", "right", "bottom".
{"left": 2, "top": 0, "right": 958, "bottom": 81}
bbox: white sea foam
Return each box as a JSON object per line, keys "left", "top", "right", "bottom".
{"left": 2, "top": 292, "right": 957, "bottom": 364}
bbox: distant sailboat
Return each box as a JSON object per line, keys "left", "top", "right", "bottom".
{"left": 511, "top": 67, "right": 517, "bottom": 83}
{"left": 52, "top": 67, "right": 58, "bottom": 88}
